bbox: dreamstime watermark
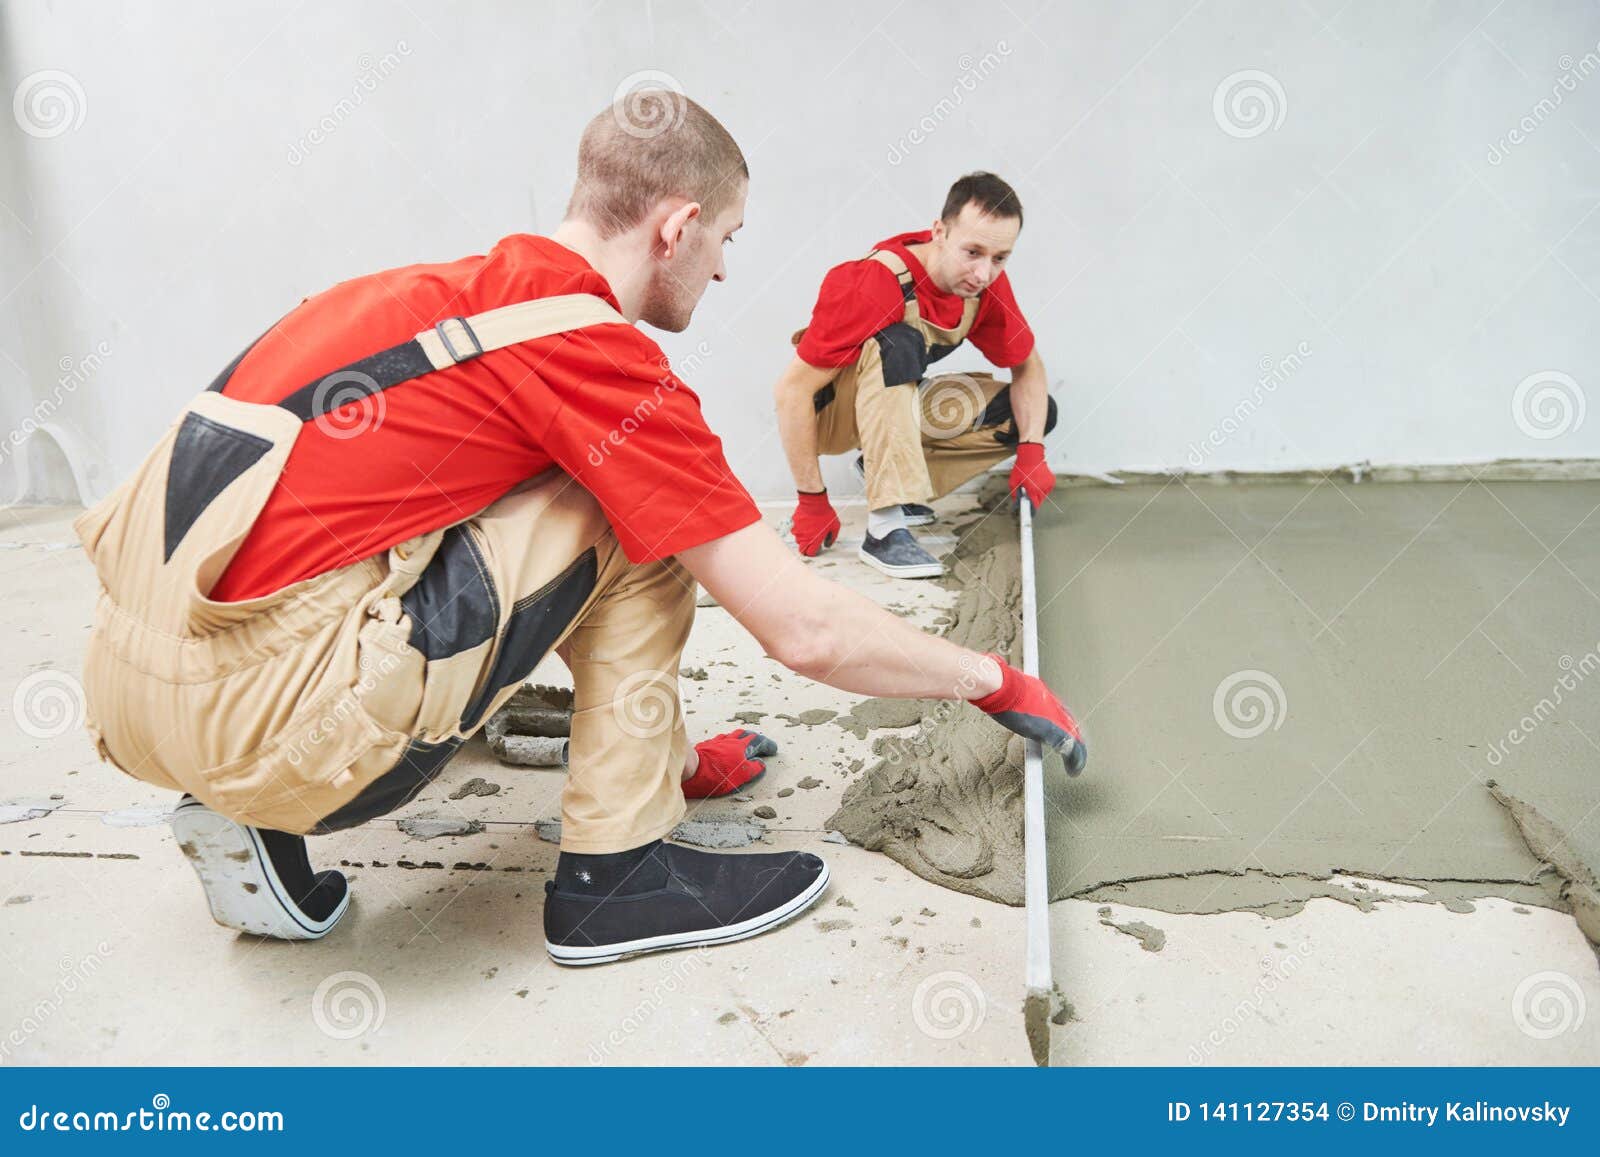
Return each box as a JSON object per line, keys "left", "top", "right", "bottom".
{"left": 311, "top": 971, "right": 386, "bottom": 1040}
{"left": 17, "top": 1094, "right": 283, "bottom": 1133}
{"left": 919, "top": 374, "right": 987, "bottom": 441}
{"left": 282, "top": 649, "right": 404, "bottom": 768}
{"left": 587, "top": 946, "right": 712, "bottom": 1063}
{"left": 1486, "top": 645, "right": 1600, "bottom": 767}
{"left": 886, "top": 42, "right": 1013, "bottom": 165}
{"left": 286, "top": 42, "right": 413, "bottom": 166}
{"left": 1511, "top": 970, "right": 1586, "bottom": 1040}
{"left": 309, "top": 369, "right": 387, "bottom": 440}
{"left": 1186, "top": 341, "right": 1312, "bottom": 468}
{"left": 12, "top": 69, "right": 86, "bottom": 138}
{"left": 611, "top": 668, "right": 679, "bottom": 740}
{"left": 0, "top": 341, "right": 113, "bottom": 469}
{"left": 1212, "top": 70, "right": 1287, "bottom": 139}
{"left": 870, "top": 652, "right": 998, "bottom": 771}
{"left": 1487, "top": 43, "right": 1600, "bottom": 165}
{"left": 11, "top": 669, "right": 86, "bottom": 741}
{"left": 1212, "top": 669, "right": 1286, "bottom": 739}
{"left": 584, "top": 342, "right": 711, "bottom": 466}
{"left": 612, "top": 71, "right": 688, "bottom": 139}
{"left": 0, "top": 942, "right": 114, "bottom": 1062}
{"left": 1511, "top": 370, "right": 1585, "bottom": 440}
{"left": 1187, "top": 938, "right": 1314, "bottom": 1063}
{"left": 912, "top": 969, "right": 988, "bottom": 1039}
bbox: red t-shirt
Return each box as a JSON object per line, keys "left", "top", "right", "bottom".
{"left": 795, "top": 229, "right": 1035, "bottom": 370}
{"left": 208, "top": 235, "right": 759, "bottom": 602}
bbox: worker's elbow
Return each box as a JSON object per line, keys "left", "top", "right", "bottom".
{"left": 765, "top": 619, "right": 837, "bottom": 680}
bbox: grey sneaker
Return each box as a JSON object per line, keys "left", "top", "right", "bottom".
{"left": 852, "top": 455, "right": 935, "bottom": 527}
{"left": 859, "top": 528, "right": 944, "bottom": 579}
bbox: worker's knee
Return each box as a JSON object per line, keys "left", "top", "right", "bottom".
{"left": 981, "top": 387, "right": 1056, "bottom": 440}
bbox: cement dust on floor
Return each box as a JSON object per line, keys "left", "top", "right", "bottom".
{"left": 0, "top": 499, "right": 1032, "bottom": 1066}
{"left": 6, "top": 486, "right": 1598, "bottom": 1066}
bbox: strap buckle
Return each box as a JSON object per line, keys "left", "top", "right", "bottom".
{"left": 433, "top": 316, "right": 484, "bottom": 364}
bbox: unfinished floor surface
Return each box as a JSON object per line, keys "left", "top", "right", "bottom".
{"left": 2, "top": 488, "right": 1597, "bottom": 1065}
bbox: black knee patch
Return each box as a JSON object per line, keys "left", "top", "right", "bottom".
{"left": 872, "top": 323, "right": 928, "bottom": 387}
{"left": 313, "top": 734, "right": 466, "bottom": 833}
{"left": 400, "top": 525, "right": 500, "bottom": 660}
{"left": 459, "top": 548, "right": 598, "bottom": 732}
{"left": 985, "top": 389, "right": 1058, "bottom": 444}
{"left": 812, "top": 382, "right": 836, "bottom": 414}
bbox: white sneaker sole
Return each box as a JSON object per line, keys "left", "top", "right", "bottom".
{"left": 856, "top": 546, "right": 944, "bottom": 580}
{"left": 545, "top": 858, "right": 831, "bottom": 966}
{"left": 171, "top": 801, "right": 348, "bottom": 941}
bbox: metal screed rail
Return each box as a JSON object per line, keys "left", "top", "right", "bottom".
{"left": 1018, "top": 496, "right": 1053, "bottom": 1066}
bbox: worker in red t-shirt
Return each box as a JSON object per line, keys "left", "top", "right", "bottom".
{"left": 77, "top": 96, "right": 1086, "bottom": 965}
{"left": 775, "top": 173, "right": 1059, "bottom": 578}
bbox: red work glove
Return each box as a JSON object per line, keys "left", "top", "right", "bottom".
{"left": 1008, "top": 442, "right": 1055, "bottom": 509}
{"left": 792, "top": 489, "right": 841, "bottom": 557}
{"left": 970, "top": 653, "right": 1087, "bottom": 775}
{"left": 683, "top": 729, "right": 778, "bottom": 798}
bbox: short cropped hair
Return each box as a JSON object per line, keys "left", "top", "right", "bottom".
{"left": 940, "top": 171, "right": 1023, "bottom": 229}
{"left": 565, "top": 90, "right": 748, "bottom": 238}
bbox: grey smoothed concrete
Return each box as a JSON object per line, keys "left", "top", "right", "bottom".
{"left": 1037, "top": 478, "right": 1600, "bottom": 926}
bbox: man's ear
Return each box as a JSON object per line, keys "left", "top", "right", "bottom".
{"left": 930, "top": 217, "right": 948, "bottom": 244}
{"left": 658, "top": 200, "right": 703, "bottom": 259}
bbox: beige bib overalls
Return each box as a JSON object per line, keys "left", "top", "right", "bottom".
{"left": 74, "top": 295, "right": 694, "bottom": 852}
{"left": 794, "top": 248, "right": 1048, "bottom": 510}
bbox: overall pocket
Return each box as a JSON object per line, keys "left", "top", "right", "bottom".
{"left": 196, "top": 681, "right": 399, "bottom": 824}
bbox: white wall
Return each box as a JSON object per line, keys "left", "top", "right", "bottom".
{"left": 3, "top": 0, "right": 1598, "bottom": 505}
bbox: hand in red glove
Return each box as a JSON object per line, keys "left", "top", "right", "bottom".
{"left": 682, "top": 728, "right": 778, "bottom": 798}
{"left": 1008, "top": 442, "right": 1055, "bottom": 509}
{"left": 792, "top": 489, "right": 841, "bottom": 557}
{"left": 969, "top": 652, "right": 1087, "bottom": 774}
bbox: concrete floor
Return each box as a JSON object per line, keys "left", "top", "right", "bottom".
{"left": 2, "top": 485, "right": 1597, "bottom": 1065}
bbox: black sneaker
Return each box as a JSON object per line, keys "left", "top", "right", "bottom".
{"left": 859, "top": 527, "right": 944, "bottom": 579}
{"left": 543, "top": 841, "right": 830, "bottom": 966}
{"left": 171, "top": 795, "right": 349, "bottom": 940}
{"left": 852, "top": 455, "right": 935, "bottom": 526}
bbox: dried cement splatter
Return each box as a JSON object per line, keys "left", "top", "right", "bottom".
{"left": 730, "top": 710, "right": 766, "bottom": 725}
{"left": 778, "top": 709, "right": 838, "bottom": 728}
{"left": 1097, "top": 906, "right": 1166, "bottom": 952}
{"left": 833, "top": 698, "right": 936, "bottom": 739}
{"left": 449, "top": 778, "right": 501, "bottom": 800}
{"left": 397, "top": 815, "right": 485, "bottom": 839}
{"left": 534, "top": 816, "right": 767, "bottom": 850}
{"left": 101, "top": 806, "right": 173, "bottom": 828}
{"left": 0, "top": 800, "right": 64, "bottom": 825}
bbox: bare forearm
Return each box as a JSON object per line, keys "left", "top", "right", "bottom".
{"left": 774, "top": 364, "right": 828, "bottom": 491}
{"left": 800, "top": 579, "right": 1002, "bottom": 699}
{"left": 681, "top": 524, "right": 1002, "bottom": 701}
{"left": 1009, "top": 350, "right": 1049, "bottom": 442}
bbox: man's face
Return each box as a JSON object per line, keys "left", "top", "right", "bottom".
{"left": 928, "top": 203, "right": 1021, "bottom": 298}
{"left": 639, "top": 181, "right": 747, "bottom": 332}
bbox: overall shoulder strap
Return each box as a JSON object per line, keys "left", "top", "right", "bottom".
{"left": 865, "top": 249, "right": 919, "bottom": 326}
{"left": 261, "top": 294, "right": 628, "bottom": 422}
